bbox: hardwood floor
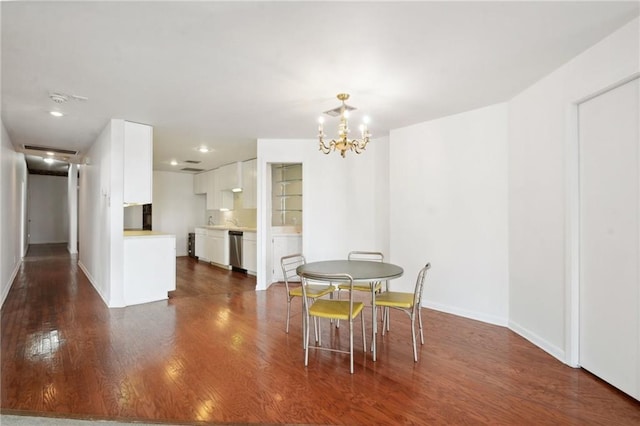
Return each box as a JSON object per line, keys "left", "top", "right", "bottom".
{"left": 1, "top": 244, "right": 638, "bottom": 425}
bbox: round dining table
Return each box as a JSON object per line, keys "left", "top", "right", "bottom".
{"left": 296, "top": 259, "right": 404, "bottom": 361}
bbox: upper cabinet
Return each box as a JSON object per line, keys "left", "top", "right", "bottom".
{"left": 210, "top": 168, "right": 233, "bottom": 211}
{"left": 123, "top": 121, "right": 153, "bottom": 205}
{"left": 218, "top": 162, "right": 242, "bottom": 191}
{"left": 193, "top": 172, "right": 208, "bottom": 195}
{"left": 205, "top": 170, "right": 217, "bottom": 210}
{"left": 195, "top": 160, "right": 256, "bottom": 211}
{"left": 242, "top": 159, "right": 257, "bottom": 209}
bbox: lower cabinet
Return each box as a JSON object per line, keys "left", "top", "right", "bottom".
{"left": 272, "top": 234, "right": 302, "bottom": 282}
{"left": 123, "top": 233, "right": 176, "bottom": 306}
{"left": 209, "top": 230, "right": 229, "bottom": 266}
{"left": 194, "top": 228, "right": 209, "bottom": 261}
{"left": 195, "top": 228, "right": 229, "bottom": 267}
{"left": 243, "top": 232, "right": 257, "bottom": 275}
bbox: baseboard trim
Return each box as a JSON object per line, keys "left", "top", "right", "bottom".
{"left": 422, "top": 300, "right": 508, "bottom": 327}
{"left": 508, "top": 319, "right": 566, "bottom": 363}
{"left": 78, "top": 261, "right": 109, "bottom": 307}
{"left": 0, "top": 260, "right": 21, "bottom": 309}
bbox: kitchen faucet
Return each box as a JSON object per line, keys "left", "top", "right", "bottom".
{"left": 208, "top": 216, "right": 214, "bottom": 225}
{"left": 226, "top": 218, "right": 240, "bottom": 227}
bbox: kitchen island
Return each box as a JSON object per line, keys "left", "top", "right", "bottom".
{"left": 124, "top": 230, "right": 176, "bottom": 305}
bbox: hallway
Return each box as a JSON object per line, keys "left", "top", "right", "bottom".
{"left": 1, "top": 245, "right": 639, "bottom": 425}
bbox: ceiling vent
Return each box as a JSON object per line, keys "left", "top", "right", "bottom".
{"left": 49, "top": 92, "right": 88, "bottom": 103}
{"left": 324, "top": 104, "right": 356, "bottom": 117}
{"left": 181, "top": 167, "right": 204, "bottom": 172}
{"left": 23, "top": 145, "right": 79, "bottom": 156}
{"left": 49, "top": 93, "right": 68, "bottom": 104}
{"left": 184, "top": 160, "right": 201, "bottom": 164}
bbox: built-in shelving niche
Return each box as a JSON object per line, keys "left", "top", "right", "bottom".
{"left": 271, "top": 163, "right": 302, "bottom": 227}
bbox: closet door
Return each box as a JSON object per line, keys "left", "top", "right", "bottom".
{"left": 578, "top": 77, "right": 639, "bottom": 400}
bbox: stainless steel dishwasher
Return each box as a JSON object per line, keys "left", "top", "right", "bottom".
{"left": 229, "top": 230, "right": 244, "bottom": 271}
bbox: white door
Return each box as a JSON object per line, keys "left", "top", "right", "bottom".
{"left": 578, "top": 77, "right": 639, "bottom": 400}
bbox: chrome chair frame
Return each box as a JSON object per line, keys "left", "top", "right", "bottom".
{"left": 281, "top": 254, "right": 335, "bottom": 348}
{"left": 336, "top": 251, "right": 385, "bottom": 330}
{"left": 300, "top": 272, "right": 366, "bottom": 374}
{"left": 375, "top": 262, "right": 431, "bottom": 362}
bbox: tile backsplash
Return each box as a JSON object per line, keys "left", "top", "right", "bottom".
{"left": 207, "top": 191, "right": 256, "bottom": 227}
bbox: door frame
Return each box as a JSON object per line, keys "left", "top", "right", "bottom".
{"left": 565, "top": 73, "right": 640, "bottom": 367}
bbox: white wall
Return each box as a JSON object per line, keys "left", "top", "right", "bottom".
{"left": 256, "top": 137, "right": 390, "bottom": 290}
{"left": 78, "top": 119, "right": 125, "bottom": 307}
{"left": 0, "top": 121, "right": 28, "bottom": 307}
{"left": 508, "top": 17, "right": 639, "bottom": 363}
{"left": 28, "top": 174, "right": 69, "bottom": 244}
{"left": 153, "top": 171, "right": 206, "bottom": 256}
{"left": 390, "top": 103, "right": 509, "bottom": 326}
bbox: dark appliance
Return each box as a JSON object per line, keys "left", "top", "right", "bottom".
{"left": 142, "top": 204, "right": 152, "bottom": 230}
{"left": 229, "top": 230, "right": 245, "bottom": 272}
{"left": 188, "top": 232, "right": 196, "bottom": 258}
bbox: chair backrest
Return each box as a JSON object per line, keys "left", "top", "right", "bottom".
{"left": 281, "top": 253, "right": 305, "bottom": 292}
{"left": 300, "top": 271, "right": 356, "bottom": 311}
{"left": 348, "top": 251, "right": 384, "bottom": 262}
{"left": 412, "top": 263, "right": 432, "bottom": 312}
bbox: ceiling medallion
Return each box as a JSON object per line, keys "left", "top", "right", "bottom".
{"left": 318, "top": 93, "right": 371, "bottom": 158}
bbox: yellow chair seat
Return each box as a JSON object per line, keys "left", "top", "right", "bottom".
{"left": 309, "top": 300, "right": 365, "bottom": 321}
{"left": 374, "top": 291, "right": 414, "bottom": 309}
{"left": 289, "top": 284, "right": 335, "bottom": 298}
{"left": 337, "top": 281, "right": 382, "bottom": 292}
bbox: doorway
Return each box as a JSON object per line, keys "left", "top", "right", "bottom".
{"left": 577, "top": 77, "right": 639, "bottom": 400}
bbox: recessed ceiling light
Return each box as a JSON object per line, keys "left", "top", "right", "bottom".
{"left": 46, "top": 151, "right": 55, "bottom": 156}
{"left": 170, "top": 160, "right": 178, "bottom": 166}
{"left": 43, "top": 158, "right": 55, "bottom": 164}
{"left": 49, "top": 111, "right": 64, "bottom": 117}
{"left": 198, "top": 147, "right": 209, "bottom": 153}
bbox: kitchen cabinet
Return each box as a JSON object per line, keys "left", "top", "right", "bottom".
{"left": 123, "top": 121, "right": 153, "bottom": 205}
{"left": 243, "top": 232, "right": 257, "bottom": 275}
{"left": 242, "top": 159, "right": 257, "bottom": 209}
{"left": 194, "top": 172, "right": 208, "bottom": 195}
{"left": 210, "top": 168, "right": 233, "bottom": 211}
{"left": 205, "top": 170, "right": 217, "bottom": 210}
{"left": 272, "top": 233, "right": 302, "bottom": 282}
{"left": 218, "top": 161, "right": 242, "bottom": 191}
{"left": 208, "top": 228, "right": 229, "bottom": 266}
{"left": 194, "top": 227, "right": 209, "bottom": 261}
{"left": 195, "top": 228, "right": 229, "bottom": 267}
{"left": 123, "top": 231, "right": 176, "bottom": 306}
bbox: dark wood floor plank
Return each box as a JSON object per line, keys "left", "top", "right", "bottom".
{"left": 1, "top": 244, "right": 639, "bottom": 425}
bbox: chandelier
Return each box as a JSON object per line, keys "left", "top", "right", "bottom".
{"left": 318, "top": 93, "right": 371, "bottom": 157}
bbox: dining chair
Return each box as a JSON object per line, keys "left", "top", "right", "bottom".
{"left": 336, "top": 251, "right": 385, "bottom": 329}
{"left": 300, "top": 272, "right": 366, "bottom": 374}
{"left": 373, "top": 262, "right": 431, "bottom": 362}
{"left": 281, "top": 254, "right": 335, "bottom": 346}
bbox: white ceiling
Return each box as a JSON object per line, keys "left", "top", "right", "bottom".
{"left": 2, "top": 1, "right": 638, "bottom": 173}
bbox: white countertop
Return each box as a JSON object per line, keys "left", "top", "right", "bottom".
{"left": 198, "top": 225, "right": 257, "bottom": 232}
{"left": 124, "top": 230, "right": 176, "bottom": 238}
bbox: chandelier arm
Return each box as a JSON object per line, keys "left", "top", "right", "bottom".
{"left": 319, "top": 135, "right": 333, "bottom": 154}
{"left": 349, "top": 138, "right": 367, "bottom": 154}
